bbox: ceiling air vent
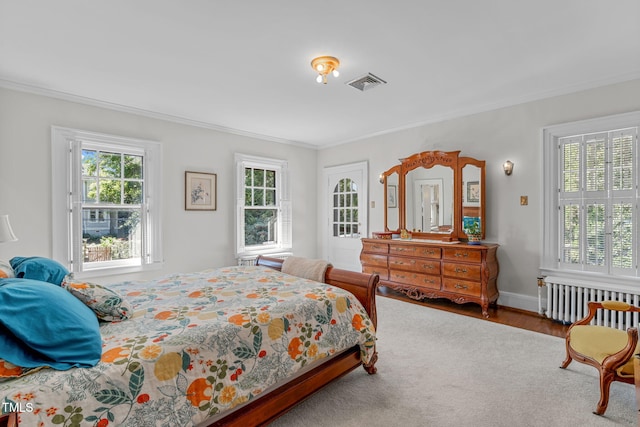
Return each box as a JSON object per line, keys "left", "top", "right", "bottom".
{"left": 346, "top": 73, "right": 387, "bottom": 92}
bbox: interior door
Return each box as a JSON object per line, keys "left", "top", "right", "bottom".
{"left": 322, "top": 162, "right": 368, "bottom": 271}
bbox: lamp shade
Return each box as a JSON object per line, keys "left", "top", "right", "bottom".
{"left": 0, "top": 215, "right": 17, "bottom": 242}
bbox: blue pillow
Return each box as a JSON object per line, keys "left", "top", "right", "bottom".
{"left": 10, "top": 256, "right": 69, "bottom": 286}
{"left": 0, "top": 278, "right": 102, "bottom": 370}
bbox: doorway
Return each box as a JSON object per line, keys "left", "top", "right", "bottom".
{"left": 322, "top": 162, "right": 368, "bottom": 271}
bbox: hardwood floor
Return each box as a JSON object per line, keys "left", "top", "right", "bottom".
{"left": 377, "top": 286, "right": 569, "bottom": 338}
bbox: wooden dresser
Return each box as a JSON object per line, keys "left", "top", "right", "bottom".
{"left": 361, "top": 238, "right": 499, "bottom": 317}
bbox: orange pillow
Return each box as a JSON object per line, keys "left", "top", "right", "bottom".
{"left": 0, "top": 359, "right": 42, "bottom": 380}
{"left": 0, "top": 260, "right": 14, "bottom": 279}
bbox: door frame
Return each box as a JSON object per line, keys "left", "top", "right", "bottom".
{"left": 321, "top": 161, "right": 368, "bottom": 268}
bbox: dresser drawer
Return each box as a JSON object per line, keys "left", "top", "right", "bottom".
{"left": 362, "top": 241, "right": 389, "bottom": 254}
{"left": 442, "top": 278, "right": 482, "bottom": 297}
{"left": 360, "top": 253, "right": 388, "bottom": 267}
{"left": 443, "top": 262, "right": 482, "bottom": 281}
{"left": 389, "top": 244, "right": 441, "bottom": 259}
{"left": 363, "top": 265, "right": 389, "bottom": 280}
{"left": 389, "top": 269, "right": 440, "bottom": 290}
{"left": 443, "top": 247, "right": 482, "bottom": 263}
{"left": 389, "top": 256, "right": 440, "bottom": 274}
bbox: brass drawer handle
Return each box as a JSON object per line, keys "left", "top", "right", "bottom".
{"left": 423, "top": 278, "right": 435, "bottom": 284}
{"left": 454, "top": 283, "right": 469, "bottom": 290}
{"left": 422, "top": 264, "right": 434, "bottom": 269}
{"left": 454, "top": 252, "right": 469, "bottom": 258}
{"left": 455, "top": 267, "right": 467, "bottom": 273}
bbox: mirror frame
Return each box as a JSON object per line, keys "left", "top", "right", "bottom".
{"left": 380, "top": 164, "right": 402, "bottom": 232}
{"left": 460, "top": 156, "right": 486, "bottom": 239}
{"left": 381, "top": 150, "right": 485, "bottom": 241}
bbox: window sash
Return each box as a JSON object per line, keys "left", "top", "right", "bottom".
{"left": 52, "top": 126, "right": 162, "bottom": 278}
{"left": 553, "top": 122, "right": 639, "bottom": 277}
{"left": 235, "top": 154, "right": 291, "bottom": 256}
{"left": 72, "top": 140, "right": 150, "bottom": 272}
{"left": 331, "top": 178, "right": 360, "bottom": 238}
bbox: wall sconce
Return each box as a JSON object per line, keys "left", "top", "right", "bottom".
{"left": 311, "top": 56, "right": 340, "bottom": 84}
{"left": 379, "top": 174, "right": 385, "bottom": 184}
{"left": 503, "top": 160, "right": 514, "bottom": 176}
{"left": 0, "top": 215, "right": 18, "bottom": 243}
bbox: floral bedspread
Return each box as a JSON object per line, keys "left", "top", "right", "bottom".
{"left": 0, "top": 265, "right": 376, "bottom": 426}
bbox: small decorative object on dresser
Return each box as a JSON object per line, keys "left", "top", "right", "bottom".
{"left": 463, "top": 217, "right": 482, "bottom": 245}
{"left": 372, "top": 231, "right": 393, "bottom": 239}
{"left": 400, "top": 229, "right": 412, "bottom": 240}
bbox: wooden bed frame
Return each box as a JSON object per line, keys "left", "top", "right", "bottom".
{"left": 207, "top": 255, "right": 380, "bottom": 426}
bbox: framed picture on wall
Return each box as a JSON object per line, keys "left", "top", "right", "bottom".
{"left": 387, "top": 184, "right": 397, "bottom": 208}
{"left": 185, "top": 171, "right": 217, "bottom": 211}
{"left": 467, "top": 181, "right": 480, "bottom": 203}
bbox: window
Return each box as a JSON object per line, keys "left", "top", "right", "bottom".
{"left": 332, "top": 178, "right": 359, "bottom": 237}
{"left": 235, "top": 153, "right": 291, "bottom": 257}
{"left": 52, "top": 127, "right": 162, "bottom": 277}
{"left": 542, "top": 112, "right": 640, "bottom": 282}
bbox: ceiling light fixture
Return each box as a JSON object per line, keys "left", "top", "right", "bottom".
{"left": 311, "top": 56, "right": 340, "bottom": 84}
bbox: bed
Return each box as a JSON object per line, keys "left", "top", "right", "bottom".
{"left": 0, "top": 255, "right": 379, "bottom": 426}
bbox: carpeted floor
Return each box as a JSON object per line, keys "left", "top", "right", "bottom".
{"left": 271, "top": 296, "right": 636, "bottom": 427}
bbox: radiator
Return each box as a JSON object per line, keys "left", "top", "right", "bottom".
{"left": 539, "top": 276, "right": 640, "bottom": 329}
{"left": 237, "top": 252, "right": 292, "bottom": 266}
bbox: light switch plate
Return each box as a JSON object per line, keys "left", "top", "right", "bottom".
{"left": 520, "top": 196, "right": 528, "bottom": 206}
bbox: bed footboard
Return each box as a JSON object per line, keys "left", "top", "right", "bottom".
{"left": 256, "top": 255, "right": 379, "bottom": 375}
{"left": 205, "top": 255, "right": 380, "bottom": 426}
{"left": 256, "top": 255, "right": 379, "bottom": 328}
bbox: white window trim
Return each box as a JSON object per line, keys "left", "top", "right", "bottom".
{"left": 235, "top": 153, "right": 291, "bottom": 258}
{"left": 541, "top": 111, "right": 640, "bottom": 287}
{"left": 52, "top": 126, "right": 163, "bottom": 278}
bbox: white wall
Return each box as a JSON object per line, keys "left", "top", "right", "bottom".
{"left": 0, "top": 87, "right": 319, "bottom": 283}
{"left": 318, "top": 79, "right": 640, "bottom": 312}
{"left": 3, "top": 79, "right": 640, "bottom": 311}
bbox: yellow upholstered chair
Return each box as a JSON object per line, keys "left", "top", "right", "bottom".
{"left": 560, "top": 300, "right": 640, "bottom": 415}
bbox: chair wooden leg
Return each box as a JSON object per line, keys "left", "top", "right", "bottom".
{"left": 594, "top": 369, "right": 614, "bottom": 415}
{"left": 560, "top": 353, "right": 572, "bottom": 369}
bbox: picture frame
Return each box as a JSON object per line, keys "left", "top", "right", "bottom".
{"left": 387, "top": 184, "right": 397, "bottom": 208}
{"left": 185, "top": 171, "right": 217, "bottom": 211}
{"left": 467, "top": 181, "right": 480, "bottom": 203}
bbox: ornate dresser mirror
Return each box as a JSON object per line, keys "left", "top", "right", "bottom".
{"left": 367, "top": 150, "right": 497, "bottom": 317}
{"left": 380, "top": 150, "right": 486, "bottom": 241}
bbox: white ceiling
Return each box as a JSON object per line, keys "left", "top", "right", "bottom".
{"left": 1, "top": 0, "right": 639, "bottom": 148}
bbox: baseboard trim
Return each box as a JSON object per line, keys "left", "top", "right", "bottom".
{"left": 498, "top": 291, "right": 539, "bottom": 314}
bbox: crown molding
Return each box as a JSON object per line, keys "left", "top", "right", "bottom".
{"left": 0, "top": 78, "right": 319, "bottom": 150}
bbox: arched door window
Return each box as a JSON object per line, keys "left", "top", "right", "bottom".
{"left": 332, "top": 178, "right": 359, "bottom": 237}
